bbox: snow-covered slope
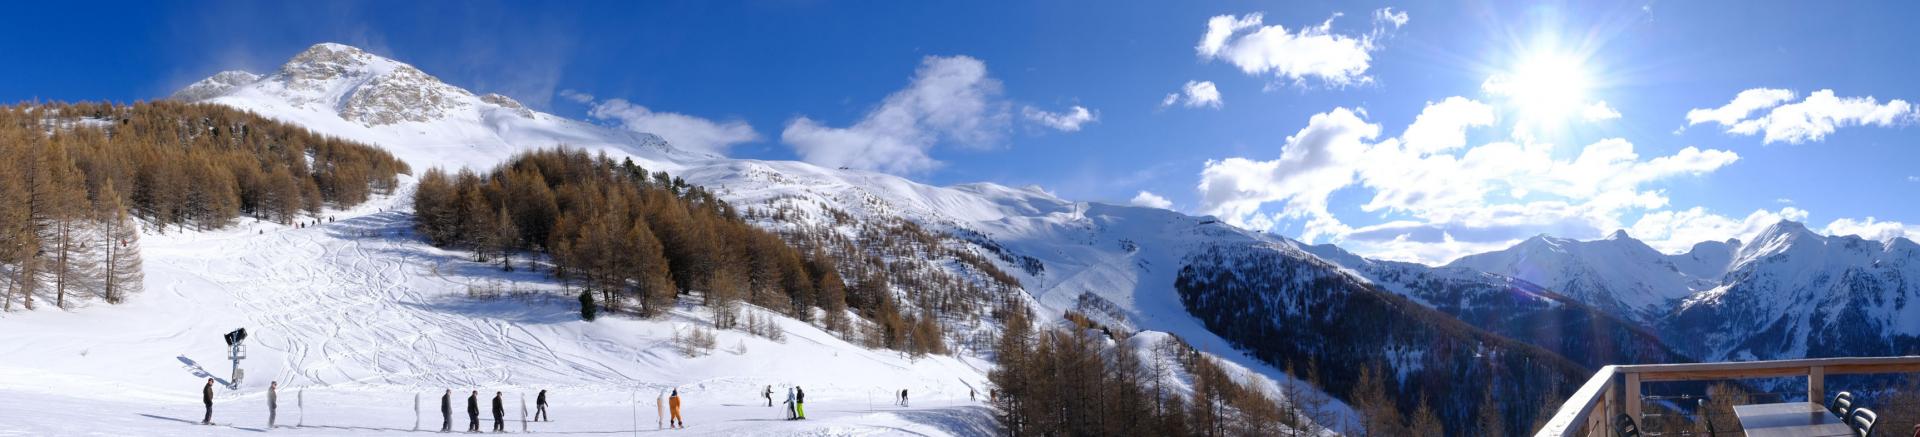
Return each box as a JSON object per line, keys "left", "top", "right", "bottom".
{"left": 173, "top": 42, "right": 691, "bottom": 172}
{"left": 1302, "top": 243, "right": 1691, "bottom": 369}
{"left": 1446, "top": 230, "right": 1723, "bottom": 324}
{"left": 0, "top": 186, "right": 1001, "bottom": 436}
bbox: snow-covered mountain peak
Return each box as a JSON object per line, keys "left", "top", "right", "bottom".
{"left": 1605, "top": 229, "right": 1632, "bottom": 240}
{"left": 174, "top": 42, "right": 693, "bottom": 171}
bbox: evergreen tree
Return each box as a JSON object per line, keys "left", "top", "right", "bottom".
{"left": 578, "top": 290, "right": 596, "bottom": 321}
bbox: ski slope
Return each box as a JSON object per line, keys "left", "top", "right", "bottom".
{"left": 0, "top": 184, "right": 1000, "bottom": 436}
{"left": 0, "top": 41, "right": 1353, "bottom": 435}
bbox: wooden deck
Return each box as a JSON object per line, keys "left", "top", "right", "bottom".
{"left": 1533, "top": 356, "right": 1920, "bottom": 437}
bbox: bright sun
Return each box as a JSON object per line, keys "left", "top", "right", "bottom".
{"left": 1485, "top": 50, "right": 1597, "bottom": 129}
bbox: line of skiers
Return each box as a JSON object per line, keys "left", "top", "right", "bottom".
{"left": 438, "top": 388, "right": 550, "bottom": 433}
{"left": 199, "top": 378, "right": 283, "bottom": 428}
{"left": 194, "top": 379, "right": 551, "bottom": 433}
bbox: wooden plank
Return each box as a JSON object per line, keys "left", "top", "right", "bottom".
{"left": 1533, "top": 366, "right": 1616, "bottom": 437}
{"left": 1808, "top": 365, "right": 1824, "bottom": 403}
{"left": 1614, "top": 356, "right": 1920, "bottom": 375}
{"left": 1625, "top": 372, "right": 1641, "bottom": 428}
{"left": 1637, "top": 366, "right": 1811, "bottom": 382}
{"left": 1826, "top": 361, "right": 1920, "bottom": 375}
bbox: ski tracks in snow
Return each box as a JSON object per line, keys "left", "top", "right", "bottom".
{"left": 175, "top": 204, "right": 635, "bottom": 393}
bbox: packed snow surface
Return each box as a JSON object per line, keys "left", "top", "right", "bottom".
{"left": 0, "top": 187, "right": 1000, "bottom": 436}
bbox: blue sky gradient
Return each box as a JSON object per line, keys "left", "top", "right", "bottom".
{"left": 4, "top": 0, "right": 1915, "bottom": 263}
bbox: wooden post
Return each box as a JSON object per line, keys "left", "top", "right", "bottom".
{"left": 1808, "top": 365, "right": 1825, "bottom": 404}
{"left": 1625, "top": 372, "right": 1642, "bottom": 426}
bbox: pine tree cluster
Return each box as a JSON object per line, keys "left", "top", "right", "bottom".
{"left": 414, "top": 148, "right": 951, "bottom": 356}
{"left": 989, "top": 306, "right": 1321, "bottom": 436}
{"left": 1, "top": 101, "right": 406, "bottom": 311}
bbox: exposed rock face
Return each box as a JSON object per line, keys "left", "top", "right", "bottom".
{"left": 169, "top": 70, "right": 261, "bottom": 101}
{"left": 479, "top": 93, "right": 534, "bottom": 118}
{"left": 339, "top": 64, "right": 471, "bottom": 125}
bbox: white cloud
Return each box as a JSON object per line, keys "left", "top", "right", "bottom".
{"left": 1581, "top": 101, "right": 1622, "bottom": 121}
{"left": 1909, "top": 175, "right": 1920, "bottom": 182}
{"left": 1023, "top": 105, "right": 1098, "bottom": 132}
{"left": 1690, "top": 89, "right": 1918, "bottom": 144}
{"left": 1775, "top": 198, "right": 1794, "bottom": 204}
{"left": 781, "top": 55, "right": 1010, "bottom": 174}
{"left": 1686, "top": 88, "right": 1794, "bottom": 126}
{"left": 1197, "top": 103, "right": 1742, "bottom": 264}
{"left": 1195, "top": 9, "right": 1404, "bottom": 87}
{"left": 1130, "top": 191, "right": 1174, "bottom": 209}
{"left": 558, "top": 89, "right": 595, "bottom": 104}
{"left": 1373, "top": 7, "right": 1409, "bottom": 28}
{"left": 1824, "top": 217, "right": 1919, "bottom": 243}
{"left": 585, "top": 98, "right": 759, "bottom": 156}
{"left": 1628, "top": 207, "right": 1808, "bottom": 253}
{"left": 1162, "top": 80, "right": 1223, "bottom": 109}
{"left": 1400, "top": 97, "right": 1495, "bottom": 154}
{"left": 1198, "top": 107, "right": 1381, "bottom": 242}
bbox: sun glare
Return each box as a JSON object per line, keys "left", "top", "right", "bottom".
{"left": 1507, "top": 53, "right": 1591, "bottom": 117}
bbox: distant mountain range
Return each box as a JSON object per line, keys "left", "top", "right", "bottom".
{"left": 1452, "top": 221, "right": 1920, "bottom": 361}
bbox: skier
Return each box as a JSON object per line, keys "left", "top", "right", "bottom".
{"left": 668, "top": 389, "right": 684, "bottom": 429}
{"left": 535, "top": 389, "right": 549, "bottom": 421}
{"left": 902, "top": 389, "right": 909, "bottom": 407}
{"left": 795, "top": 386, "right": 806, "bottom": 420}
{"left": 467, "top": 390, "right": 481, "bottom": 432}
{"left": 491, "top": 392, "right": 505, "bottom": 433}
{"left": 201, "top": 378, "right": 214, "bottom": 425}
{"left": 970, "top": 388, "right": 975, "bottom": 402}
{"left": 440, "top": 389, "right": 452, "bottom": 432}
{"left": 763, "top": 385, "right": 772, "bottom": 407}
{"left": 656, "top": 391, "right": 664, "bottom": 430}
{"left": 783, "top": 387, "right": 796, "bottom": 420}
{"left": 267, "top": 381, "right": 279, "bottom": 429}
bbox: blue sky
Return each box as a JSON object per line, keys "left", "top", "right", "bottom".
{"left": 5, "top": 0, "right": 1917, "bottom": 263}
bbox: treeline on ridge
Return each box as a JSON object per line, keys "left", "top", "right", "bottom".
{"left": 1, "top": 101, "right": 408, "bottom": 311}
{"left": 412, "top": 148, "right": 949, "bottom": 356}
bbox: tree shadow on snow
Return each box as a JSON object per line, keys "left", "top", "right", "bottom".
{"left": 177, "top": 355, "right": 231, "bottom": 386}
{"left": 891, "top": 406, "right": 1003, "bottom": 437}
{"left": 399, "top": 296, "right": 578, "bottom": 325}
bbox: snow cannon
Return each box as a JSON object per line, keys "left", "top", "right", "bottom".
{"left": 224, "top": 328, "right": 247, "bottom": 388}
{"left": 223, "top": 328, "right": 248, "bottom": 346}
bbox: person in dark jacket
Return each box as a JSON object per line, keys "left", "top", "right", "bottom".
{"left": 466, "top": 390, "right": 481, "bottom": 432}
{"left": 440, "top": 389, "right": 452, "bottom": 432}
{"left": 491, "top": 392, "right": 505, "bottom": 432}
{"left": 535, "top": 389, "right": 549, "bottom": 422}
{"left": 795, "top": 386, "right": 806, "bottom": 420}
{"left": 267, "top": 381, "right": 279, "bottom": 429}
{"left": 201, "top": 378, "right": 215, "bottom": 425}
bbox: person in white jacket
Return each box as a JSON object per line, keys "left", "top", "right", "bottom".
{"left": 783, "top": 388, "right": 796, "bottom": 420}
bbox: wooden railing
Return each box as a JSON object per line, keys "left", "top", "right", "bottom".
{"left": 1534, "top": 356, "right": 1920, "bottom": 437}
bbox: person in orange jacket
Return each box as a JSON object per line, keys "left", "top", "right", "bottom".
{"left": 668, "top": 389, "right": 684, "bottom": 429}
